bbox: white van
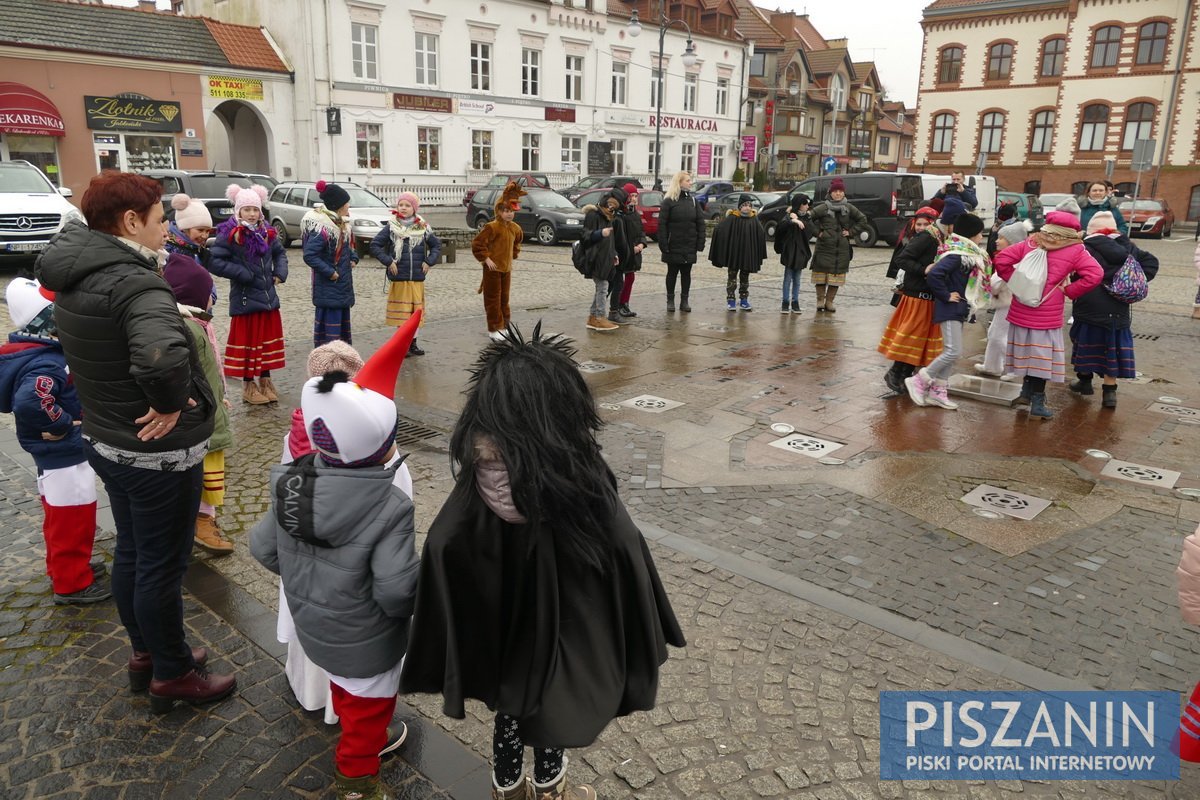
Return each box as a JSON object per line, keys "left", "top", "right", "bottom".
{"left": 914, "top": 172, "right": 998, "bottom": 228}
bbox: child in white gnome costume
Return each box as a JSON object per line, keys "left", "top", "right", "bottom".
{"left": 251, "top": 312, "right": 422, "bottom": 800}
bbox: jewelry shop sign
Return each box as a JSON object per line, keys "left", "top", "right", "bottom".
{"left": 85, "top": 96, "right": 182, "bottom": 132}
{"left": 207, "top": 75, "right": 264, "bottom": 101}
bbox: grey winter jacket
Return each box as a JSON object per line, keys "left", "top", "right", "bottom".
{"left": 250, "top": 455, "right": 419, "bottom": 678}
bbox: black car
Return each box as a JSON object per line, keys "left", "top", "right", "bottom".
{"left": 560, "top": 175, "right": 643, "bottom": 203}
{"left": 757, "top": 172, "right": 926, "bottom": 245}
{"left": 706, "top": 191, "right": 782, "bottom": 219}
{"left": 141, "top": 169, "right": 259, "bottom": 227}
{"left": 467, "top": 188, "right": 585, "bottom": 244}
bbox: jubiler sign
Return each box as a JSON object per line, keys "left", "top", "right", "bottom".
{"left": 84, "top": 96, "right": 183, "bottom": 132}
{"left": 648, "top": 115, "right": 719, "bottom": 132}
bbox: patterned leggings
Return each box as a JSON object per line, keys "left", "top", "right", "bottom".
{"left": 492, "top": 713, "right": 564, "bottom": 788}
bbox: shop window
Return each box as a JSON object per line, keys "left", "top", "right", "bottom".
{"left": 357, "top": 123, "right": 382, "bottom": 170}
{"left": 124, "top": 135, "right": 176, "bottom": 172}
{"left": 417, "top": 126, "right": 439, "bottom": 171}
{"left": 5, "top": 134, "right": 61, "bottom": 186}
{"left": 471, "top": 129, "right": 493, "bottom": 170}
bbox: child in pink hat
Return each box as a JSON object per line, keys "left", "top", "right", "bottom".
{"left": 369, "top": 191, "right": 441, "bottom": 356}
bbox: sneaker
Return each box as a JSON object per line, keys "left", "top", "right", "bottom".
{"left": 927, "top": 381, "right": 960, "bottom": 410}
{"left": 791, "top": 301, "right": 801, "bottom": 314}
{"left": 606, "top": 311, "right": 628, "bottom": 325}
{"left": 973, "top": 363, "right": 1002, "bottom": 378}
{"left": 54, "top": 581, "right": 112, "bottom": 605}
{"left": 379, "top": 722, "right": 408, "bottom": 757}
{"left": 781, "top": 301, "right": 790, "bottom": 314}
{"left": 90, "top": 561, "right": 107, "bottom": 581}
{"left": 999, "top": 373, "right": 1017, "bottom": 382}
{"left": 904, "top": 369, "right": 932, "bottom": 407}
{"left": 586, "top": 315, "right": 618, "bottom": 332}
{"left": 739, "top": 299, "right": 752, "bottom": 311}
{"left": 727, "top": 299, "right": 736, "bottom": 311}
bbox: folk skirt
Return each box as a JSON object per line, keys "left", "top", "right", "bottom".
{"left": 386, "top": 280, "right": 425, "bottom": 327}
{"left": 224, "top": 310, "right": 285, "bottom": 379}
{"left": 877, "top": 296, "right": 943, "bottom": 367}
{"left": 1070, "top": 321, "right": 1135, "bottom": 378}
{"left": 314, "top": 307, "right": 352, "bottom": 347}
{"left": 1006, "top": 325, "right": 1066, "bottom": 382}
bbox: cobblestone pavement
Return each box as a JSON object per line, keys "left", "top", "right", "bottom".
{"left": 1, "top": 231, "right": 1199, "bottom": 797}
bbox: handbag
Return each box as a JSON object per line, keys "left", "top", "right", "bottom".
{"left": 1006, "top": 246, "right": 1051, "bottom": 307}
{"left": 1104, "top": 248, "right": 1149, "bottom": 303}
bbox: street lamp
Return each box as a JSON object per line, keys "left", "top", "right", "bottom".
{"left": 627, "top": 7, "right": 698, "bottom": 191}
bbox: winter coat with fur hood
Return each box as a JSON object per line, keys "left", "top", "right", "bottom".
{"left": 580, "top": 204, "right": 620, "bottom": 282}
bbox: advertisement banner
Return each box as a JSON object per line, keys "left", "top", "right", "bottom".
{"left": 206, "top": 75, "right": 264, "bottom": 101}
{"left": 393, "top": 93, "right": 452, "bottom": 113}
{"left": 697, "top": 143, "right": 712, "bottom": 176}
{"left": 740, "top": 135, "right": 757, "bottom": 162}
{"left": 84, "top": 96, "right": 182, "bottom": 132}
{"left": 880, "top": 691, "right": 1179, "bottom": 781}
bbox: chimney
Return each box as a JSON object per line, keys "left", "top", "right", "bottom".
{"left": 139, "top": 0, "right": 158, "bottom": 11}
{"left": 826, "top": 38, "right": 849, "bottom": 49}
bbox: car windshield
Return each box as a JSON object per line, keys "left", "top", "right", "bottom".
{"left": 345, "top": 188, "right": 388, "bottom": 208}
{"left": 0, "top": 165, "right": 55, "bottom": 193}
{"left": 1118, "top": 200, "right": 1163, "bottom": 212}
{"left": 638, "top": 191, "right": 663, "bottom": 206}
{"left": 529, "top": 190, "right": 577, "bottom": 210}
{"left": 189, "top": 176, "right": 252, "bottom": 197}
{"left": 574, "top": 177, "right": 602, "bottom": 190}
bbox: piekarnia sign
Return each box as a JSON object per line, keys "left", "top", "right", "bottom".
{"left": 880, "top": 691, "right": 1179, "bottom": 780}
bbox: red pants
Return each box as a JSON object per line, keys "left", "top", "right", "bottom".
{"left": 620, "top": 272, "right": 636, "bottom": 304}
{"left": 480, "top": 269, "right": 511, "bottom": 332}
{"left": 329, "top": 683, "right": 397, "bottom": 778}
{"left": 38, "top": 462, "right": 98, "bottom": 595}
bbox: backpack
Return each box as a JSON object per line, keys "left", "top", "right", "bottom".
{"left": 1006, "top": 245, "right": 1051, "bottom": 307}
{"left": 1104, "top": 249, "right": 1149, "bottom": 304}
{"left": 570, "top": 239, "right": 588, "bottom": 275}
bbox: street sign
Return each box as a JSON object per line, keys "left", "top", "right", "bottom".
{"left": 822, "top": 156, "right": 837, "bottom": 174}
{"left": 326, "top": 107, "right": 342, "bottom": 136}
{"left": 1132, "top": 139, "right": 1155, "bottom": 172}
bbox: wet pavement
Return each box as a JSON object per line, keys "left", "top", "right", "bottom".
{"left": 1, "top": 224, "right": 1199, "bottom": 797}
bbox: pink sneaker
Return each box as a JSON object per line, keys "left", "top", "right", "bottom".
{"left": 904, "top": 368, "right": 932, "bottom": 407}
{"left": 927, "top": 380, "right": 959, "bottom": 410}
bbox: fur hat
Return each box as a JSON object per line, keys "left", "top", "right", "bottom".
{"left": 1045, "top": 210, "right": 1082, "bottom": 231}
{"left": 306, "top": 341, "right": 364, "bottom": 379}
{"left": 494, "top": 182, "right": 527, "bottom": 216}
{"left": 953, "top": 213, "right": 985, "bottom": 239}
{"left": 1054, "top": 196, "right": 1082, "bottom": 218}
{"left": 395, "top": 192, "right": 420, "bottom": 215}
{"left": 790, "top": 193, "right": 811, "bottom": 211}
{"left": 737, "top": 193, "right": 754, "bottom": 208}
{"left": 914, "top": 206, "right": 940, "bottom": 221}
{"left": 940, "top": 197, "right": 966, "bottom": 226}
{"left": 302, "top": 311, "right": 421, "bottom": 467}
{"left": 5, "top": 278, "right": 54, "bottom": 331}
{"left": 226, "top": 183, "right": 268, "bottom": 217}
{"left": 1086, "top": 210, "right": 1118, "bottom": 235}
{"left": 171, "top": 193, "right": 213, "bottom": 230}
{"left": 829, "top": 178, "right": 846, "bottom": 193}
{"left": 316, "top": 180, "right": 351, "bottom": 211}
{"left": 163, "top": 253, "right": 214, "bottom": 309}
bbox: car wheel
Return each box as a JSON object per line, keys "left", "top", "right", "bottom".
{"left": 475, "top": 215, "right": 490, "bottom": 231}
{"left": 536, "top": 222, "right": 556, "bottom": 245}
{"left": 272, "top": 219, "right": 291, "bottom": 247}
{"left": 857, "top": 224, "right": 879, "bottom": 248}
{"left": 763, "top": 220, "right": 778, "bottom": 240}
{"left": 1164, "top": 224, "right": 1173, "bottom": 237}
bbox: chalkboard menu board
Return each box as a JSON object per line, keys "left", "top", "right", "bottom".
{"left": 587, "top": 141, "right": 612, "bottom": 175}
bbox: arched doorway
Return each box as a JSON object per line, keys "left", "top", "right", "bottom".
{"left": 205, "top": 100, "right": 271, "bottom": 175}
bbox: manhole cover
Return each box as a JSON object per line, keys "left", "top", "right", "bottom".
{"left": 961, "top": 484, "right": 1052, "bottom": 520}
{"left": 768, "top": 433, "right": 844, "bottom": 459}
{"left": 619, "top": 394, "right": 684, "bottom": 413}
{"left": 1148, "top": 403, "right": 1200, "bottom": 418}
{"left": 395, "top": 418, "right": 447, "bottom": 451}
{"left": 577, "top": 361, "right": 618, "bottom": 373}
{"left": 599, "top": 402, "right": 623, "bottom": 411}
{"left": 1084, "top": 449, "right": 1112, "bottom": 460}
{"left": 1100, "top": 459, "right": 1181, "bottom": 489}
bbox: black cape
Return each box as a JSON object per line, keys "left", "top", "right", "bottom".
{"left": 709, "top": 211, "right": 768, "bottom": 272}
{"left": 774, "top": 213, "right": 812, "bottom": 270}
{"left": 399, "top": 478, "right": 685, "bottom": 749}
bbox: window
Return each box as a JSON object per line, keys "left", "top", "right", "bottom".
{"left": 715, "top": 78, "right": 729, "bottom": 115}
{"left": 745, "top": 100, "right": 757, "bottom": 126}
{"left": 1136, "top": 22, "right": 1168, "bottom": 65}
{"left": 938, "top": 47, "right": 963, "bottom": 83}
{"left": 471, "top": 130, "right": 492, "bottom": 170}
{"left": 1122, "top": 102, "right": 1154, "bottom": 149}
{"left": 823, "top": 121, "right": 846, "bottom": 154}
{"left": 1091, "top": 26, "right": 1122, "bottom": 68}
{"left": 417, "top": 127, "right": 440, "bottom": 171}
{"left": 830, "top": 75, "right": 846, "bottom": 112}
{"left": 931, "top": 113, "right": 955, "bottom": 153}
{"left": 979, "top": 112, "right": 1004, "bottom": 153}
{"left": 611, "top": 62, "right": 627, "bottom": 105}
{"left": 712, "top": 145, "right": 726, "bottom": 177}
{"left": 902, "top": 141, "right": 912, "bottom": 160}
{"left": 611, "top": 139, "right": 626, "bottom": 173}
{"left": 1030, "top": 110, "right": 1054, "bottom": 153}
{"left": 1188, "top": 185, "right": 1200, "bottom": 222}
{"left": 680, "top": 143, "right": 695, "bottom": 172}
{"left": 470, "top": 42, "right": 492, "bottom": 91}
{"left": 858, "top": 91, "right": 871, "bottom": 112}
{"left": 648, "top": 140, "right": 659, "bottom": 173}
{"left": 878, "top": 136, "right": 891, "bottom": 156}
{"left": 987, "top": 43, "right": 1013, "bottom": 80}
{"left": 1077, "top": 104, "right": 1109, "bottom": 150}
{"left": 522, "top": 133, "right": 540, "bottom": 170}
{"left": 415, "top": 33, "right": 438, "bottom": 86}
{"left": 522, "top": 49, "right": 541, "bottom": 96}
{"left": 684, "top": 74, "right": 698, "bottom": 113}
{"left": 749, "top": 52, "right": 765, "bottom": 77}
{"left": 351, "top": 23, "right": 378, "bottom": 81}
{"left": 651, "top": 69, "right": 665, "bottom": 108}
{"left": 1041, "top": 38, "right": 1065, "bottom": 77}
{"left": 565, "top": 55, "right": 583, "bottom": 101}
{"left": 356, "top": 123, "right": 381, "bottom": 169}
{"left": 561, "top": 136, "right": 583, "bottom": 171}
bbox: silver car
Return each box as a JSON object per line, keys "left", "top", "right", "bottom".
{"left": 267, "top": 181, "right": 392, "bottom": 250}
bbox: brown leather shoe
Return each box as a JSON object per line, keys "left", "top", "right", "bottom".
{"left": 149, "top": 667, "right": 236, "bottom": 714}
{"left": 243, "top": 381, "right": 270, "bottom": 405}
{"left": 128, "top": 647, "right": 209, "bottom": 692}
{"left": 194, "top": 514, "right": 234, "bottom": 555}
{"left": 258, "top": 376, "right": 279, "bottom": 403}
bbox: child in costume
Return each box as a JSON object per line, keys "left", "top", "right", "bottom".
{"left": 303, "top": 180, "right": 359, "bottom": 348}
{"left": 774, "top": 193, "right": 812, "bottom": 314}
{"left": 162, "top": 254, "right": 234, "bottom": 555}
{"left": 612, "top": 182, "right": 645, "bottom": 319}
{"left": 472, "top": 182, "right": 524, "bottom": 341}
{"left": 0, "top": 279, "right": 108, "bottom": 605}
{"left": 709, "top": 194, "right": 768, "bottom": 311}
{"left": 252, "top": 314, "right": 422, "bottom": 800}
{"left": 400, "top": 323, "right": 686, "bottom": 800}
{"left": 210, "top": 184, "right": 287, "bottom": 405}
{"left": 878, "top": 206, "right": 944, "bottom": 394}
{"left": 370, "top": 191, "right": 441, "bottom": 356}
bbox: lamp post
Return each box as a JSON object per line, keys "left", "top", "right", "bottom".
{"left": 626, "top": 7, "right": 698, "bottom": 191}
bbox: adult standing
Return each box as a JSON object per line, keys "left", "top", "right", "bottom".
{"left": 809, "top": 178, "right": 868, "bottom": 313}
{"left": 1078, "top": 181, "right": 1128, "bottom": 237}
{"left": 658, "top": 171, "right": 706, "bottom": 313}
{"left": 36, "top": 171, "right": 236, "bottom": 712}
{"left": 933, "top": 171, "right": 978, "bottom": 210}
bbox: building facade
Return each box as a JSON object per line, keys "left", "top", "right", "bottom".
{"left": 914, "top": 0, "right": 1200, "bottom": 221}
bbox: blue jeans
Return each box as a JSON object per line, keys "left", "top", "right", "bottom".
{"left": 782, "top": 267, "right": 803, "bottom": 303}
{"left": 86, "top": 443, "right": 203, "bottom": 680}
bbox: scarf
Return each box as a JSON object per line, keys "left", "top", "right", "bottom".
{"left": 938, "top": 234, "right": 992, "bottom": 309}
{"left": 1037, "top": 223, "right": 1083, "bottom": 251}
{"left": 166, "top": 224, "right": 203, "bottom": 261}
{"left": 825, "top": 198, "right": 848, "bottom": 214}
{"left": 302, "top": 206, "right": 350, "bottom": 265}
{"left": 216, "top": 218, "right": 276, "bottom": 260}
{"left": 388, "top": 212, "right": 430, "bottom": 243}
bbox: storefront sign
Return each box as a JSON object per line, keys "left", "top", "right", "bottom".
{"left": 697, "top": 143, "right": 712, "bottom": 176}
{"left": 206, "top": 75, "right": 264, "bottom": 101}
{"left": 605, "top": 110, "right": 647, "bottom": 128}
{"left": 804, "top": 144, "right": 821, "bottom": 154}
{"left": 544, "top": 106, "right": 576, "bottom": 123}
{"left": 649, "top": 115, "right": 719, "bottom": 132}
{"left": 740, "top": 135, "right": 757, "bottom": 162}
{"left": 458, "top": 99, "right": 497, "bottom": 115}
{"left": 85, "top": 96, "right": 182, "bottom": 132}
{"left": 180, "top": 137, "right": 204, "bottom": 157}
{"left": 0, "top": 82, "right": 65, "bottom": 137}
{"left": 392, "top": 93, "right": 453, "bottom": 113}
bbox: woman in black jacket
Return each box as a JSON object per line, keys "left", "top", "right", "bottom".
{"left": 580, "top": 190, "right": 623, "bottom": 332}
{"left": 657, "top": 171, "right": 706, "bottom": 312}
{"left": 877, "top": 206, "right": 943, "bottom": 393}
{"left": 1071, "top": 211, "right": 1159, "bottom": 408}
{"left": 36, "top": 172, "right": 235, "bottom": 713}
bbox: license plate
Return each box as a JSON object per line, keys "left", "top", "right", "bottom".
{"left": 5, "top": 242, "right": 45, "bottom": 253}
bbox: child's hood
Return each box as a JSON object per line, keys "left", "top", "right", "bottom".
{"left": 266, "top": 457, "right": 407, "bottom": 548}
{"left": 0, "top": 336, "right": 61, "bottom": 414}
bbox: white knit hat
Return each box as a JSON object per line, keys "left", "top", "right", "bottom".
{"left": 226, "top": 183, "right": 269, "bottom": 217}
{"left": 5, "top": 278, "right": 54, "bottom": 330}
{"left": 171, "top": 193, "right": 213, "bottom": 230}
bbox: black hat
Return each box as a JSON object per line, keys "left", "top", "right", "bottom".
{"left": 607, "top": 186, "right": 628, "bottom": 205}
{"left": 790, "top": 193, "right": 811, "bottom": 211}
{"left": 737, "top": 193, "right": 753, "bottom": 207}
{"left": 996, "top": 202, "right": 1018, "bottom": 222}
{"left": 953, "top": 213, "right": 985, "bottom": 239}
{"left": 316, "top": 179, "right": 351, "bottom": 210}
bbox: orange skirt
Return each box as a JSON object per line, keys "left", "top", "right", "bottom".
{"left": 877, "top": 295, "right": 943, "bottom": 366}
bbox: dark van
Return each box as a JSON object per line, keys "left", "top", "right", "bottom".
{"left": 758, "top": 172, "right": 926, "bottom": 246}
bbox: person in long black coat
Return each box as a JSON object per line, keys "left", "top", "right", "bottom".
{"left": 709, "top": 195, "right": 768, "bottom": 311}
{"left": 657, "top": 171, "right": 706, "bottom": 312}
{"left": 774, "top": 193, "right": 812, "bottom": 313}
{"left": 609, "top": 186, "right": 647, "bottom": 321}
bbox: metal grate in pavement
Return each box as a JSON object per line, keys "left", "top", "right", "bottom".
{"left": 395, "top": 418, "right": 448, "bottom": 451}
{"left": 1132, "top": 333, "right": 1160, "bottom": 341}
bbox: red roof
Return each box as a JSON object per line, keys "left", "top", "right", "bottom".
{"left": 925, "top": 0, "right": 1065, "bottom": 12}
{"left": 731, "top": 0, "right": 784, "bottom": 47}
{"left": 203, "top": 19, "right": 289, "bottom": 73}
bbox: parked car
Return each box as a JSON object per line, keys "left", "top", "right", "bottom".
{"left": 462, "top": 172, "right": 553, "bottom": 207}
{"left": 1117, "top": 198, "right": 1175, "bottom": 238}
{"left": 141, "top": 169, "right": 258, "bottom": 227}
{"left": 706, "top": 191, "right": 781, "bottom": 220}
{"left": 0, "top": 160, "right": 84, "bottom": 274}
{"left": 560, "top": 175, "right": 643, "bottom": 203}
{"left": 469, "top": 188, "right": 584, "bottom": 243}
{"left": 572, "top": 188, "right": 663, "bottom": 239}
{"left": 758, "top": 172, "right": 926, "bottom": 245}
{"left": 267, "top": 181, "right": 392, "bottom": 250}
{"left": 997, "top": 191, "right": 1045, "bottom": 227}
{"left": 244, "top": 173, "right": 278, "bottom": 191}
{"left": 693, "top": 180, "right": 738, "bottom": 209}
{"left": 1037, "top": 193, "right": 1076, "bottom": 212}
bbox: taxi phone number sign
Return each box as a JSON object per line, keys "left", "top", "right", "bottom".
{"left": 207, "top": 76, "right": 264, "bottom": 101}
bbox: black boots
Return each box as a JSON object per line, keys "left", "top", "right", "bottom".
{"left": 1069, "top": 374, "right": 1094, "bottom": 395}
{"left": 1102, "top": 384, "right": 1117, "bottom": 408}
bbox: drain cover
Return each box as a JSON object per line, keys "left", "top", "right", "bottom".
{"left": 577, "top": 361, "right": 618, "bottom": 373}
{"left": 961, "top": 484, "right": 1052, "bottom": 520}
{"left": 1100, "top": 459, "right": 1181, "bottom": 489}
{"left": 1084, "top": 449, "right": 1112, "bottom": 460}
{"left": 619, "top": 394, "right": 684, "bottom": 413}
{"left": 1178, "top": 488, "right": 1200, "bottom": 499}
{"left": 394, "top": 419, "right": 447, "bottom": 451}
{"left": 768, "top": 433, "right": 844, "bottom": 459}
{"left": 818, "top": 456, "right": 845, "bottom": 465}
{"left": 1148, "top": 403, "right": 1200, "bottom": 419}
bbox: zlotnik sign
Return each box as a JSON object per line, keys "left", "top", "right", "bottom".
{"left": 85, "top": 96, "right": 182, "bottom": 132}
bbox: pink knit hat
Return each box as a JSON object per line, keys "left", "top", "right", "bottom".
{"left": 395, "top": 192, "right": 420, "bottom": 215}
{"left": 1045, "top": 210, "right": 1082, "bottom": 231}
{"left": 226, "top": 183, "right": 268, "bottom": 217}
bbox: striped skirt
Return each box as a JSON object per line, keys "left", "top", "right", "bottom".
{"left": 1006, "top": 325, "right": 1066, "bottom": 382}
{"left": 877, "top": 295, "right": 943, "bottom": 366}
{"left": 201, "top": 449, "right": 225, "bottom": 507}
{"left": 314, "top": 307, "right": 353, "bottom": 347}
{"left": 223, "top": 310, "right": 285, "bottom": 379}
{"left": 1070, "top": 321, "right": 1135, "bottom": 378}
{"left": 810, "top": 270, "right": 846, "bottom": 286}
{"left": 386, "top": 280, "right": 425, "bottom": 327}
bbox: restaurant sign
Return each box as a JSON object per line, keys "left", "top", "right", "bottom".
{"left": 85, "top": 96, "right": 182, "bottom": 132}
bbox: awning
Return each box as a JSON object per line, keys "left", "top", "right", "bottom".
{"left": 0, "top": 82, "right": 66, "bottom": 137}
